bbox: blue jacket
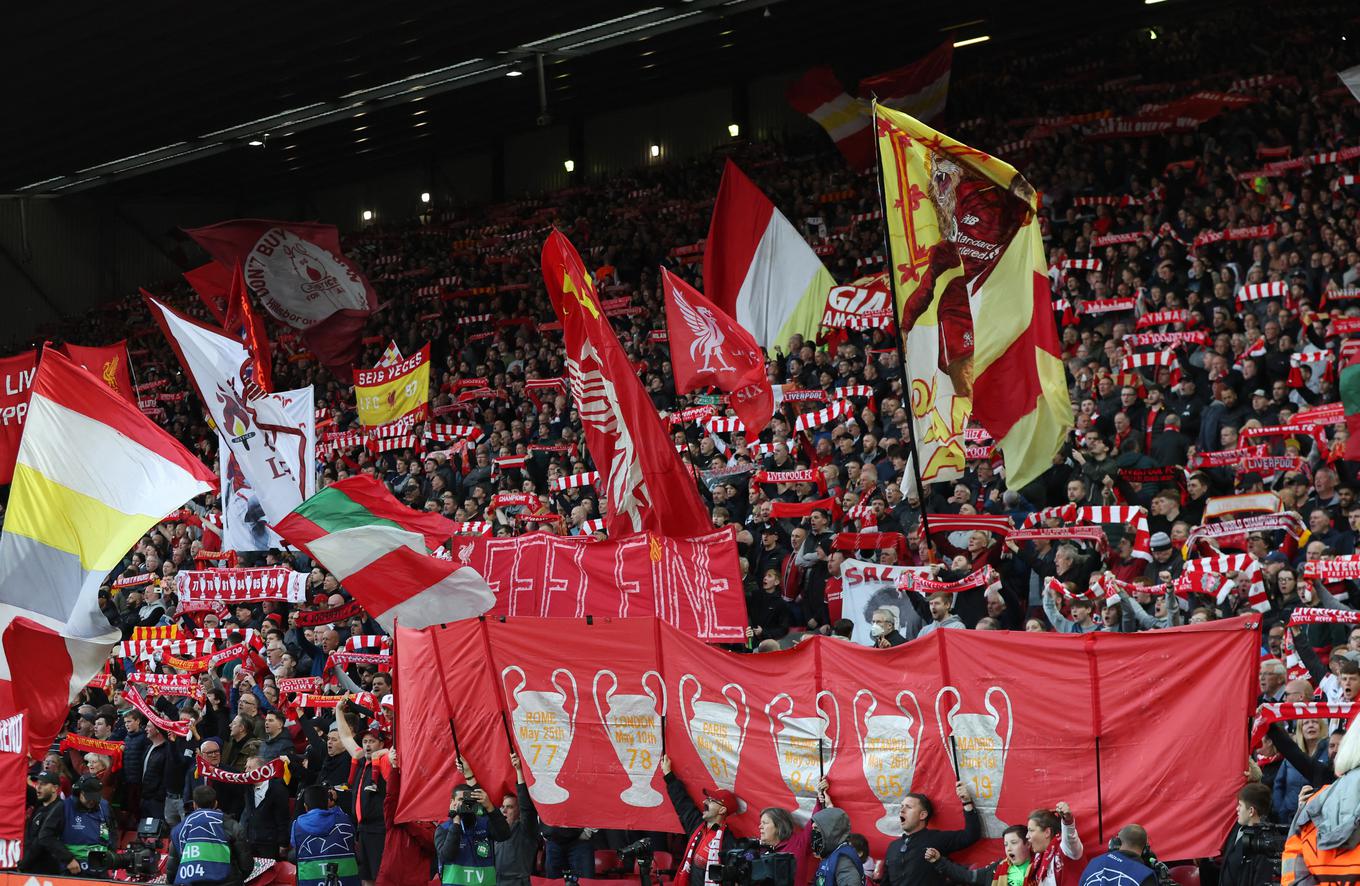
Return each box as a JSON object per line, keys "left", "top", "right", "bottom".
{"left": 292, "top": 806, "right": 360, "bottom": 886}
{"left": 1273, "top": 743, "right": 1329, "bottom": 823}
{"left": 436, "top": 807, "right": 511, "bottom": 885}
{"left": 122, "top": 730, "right": 150, "bottom": 784}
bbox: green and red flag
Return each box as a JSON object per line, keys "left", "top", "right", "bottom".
{"left": 275, "top": 475, "right": 493, "bottom": 632}
{"left": 1341, "top": 351, "right": 1360, "bottom": 461}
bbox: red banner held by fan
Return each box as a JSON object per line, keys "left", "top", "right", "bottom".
{"left": 396, "top": 616, "right": 1258, "bottom": 864}
{"left": 0, "top": 350, "right": 37, "bottom": 485}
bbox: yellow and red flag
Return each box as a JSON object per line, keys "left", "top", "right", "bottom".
{"left": 355, "top": 345, "right": 430, "bottom": 428}
{"left": 874, "top": 103, "right": 1071, "bottom": 492}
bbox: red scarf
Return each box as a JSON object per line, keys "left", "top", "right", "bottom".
{"left": 1026, "top": 835, "right": 1067, "bottom": 886}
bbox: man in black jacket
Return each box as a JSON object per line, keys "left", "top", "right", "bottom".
{"left": 494, "top": 752, "right": 540, "bottom": 886}
{"left": 660, "top": 754, "right": 738, "bottom": 886}
{"left": 240, "top": 755, "right": 292, "bottom": 859}
{"left": 19, "top": 772, "right": 65, "bottom": 873}
{"left": 140, "top": 721, "right": 174, "bottom": 819}
{"left": 883, "top": 781, "right": 981, "bottom": 886}
{"left": 1201, "top": 783, "right": 1276, "bottom": 886}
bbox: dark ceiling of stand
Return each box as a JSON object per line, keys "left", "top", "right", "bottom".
{"left": 4, "top": 0, "right": 1226, "bottom": 199}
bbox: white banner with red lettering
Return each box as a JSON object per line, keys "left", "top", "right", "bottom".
{"left": 175, "top": 567, "right": 308, "bottom": 603}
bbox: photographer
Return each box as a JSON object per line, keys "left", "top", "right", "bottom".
{"left": 291, "top": 785, "right": 360, "bottom": 886}
{"left": 435, "top": 761, "right": 511, "bottom": 885}
{"left": 758, "top": 777, "right": 831, "bottom": 886}
{"left": 660, "top": 754, "right": 738, "bottom": 886}
{"left": 811, "top": 808, "right": 864, "bottom": 886}
{"left": 1202, "top": 783, "right": 1274, "bottom": 886}
{"left": 1077, "top": 825, "right": 1157, "bottom": 886}
{"left": 55, "top": 774, "right": 116, "bottom": 876}
{"left": 168, "top": 785, "right": 254, "bottom": 886}
{"left": 883, "top": 782, "right": 980, "bottom": 886}
{"left": 494, "top": 752, "right": 540, "bottom": 886}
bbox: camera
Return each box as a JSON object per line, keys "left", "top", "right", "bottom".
{"left": 454, "top": 795, "right": 482, "bottom": 816}
{"left": 706, "top": 842, "right": 794, "bottom": 886}
{"left": 1239, "top": 822, "right": 1288, "bottom": 857}
{"left": 86, "top": 842, "right": 160, "bottom": 880}
{"left": 620, "top": 838, "right": 656, "bottom": 863}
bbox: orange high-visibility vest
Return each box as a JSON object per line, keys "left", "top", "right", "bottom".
{"left": 1281, "top": 781, "right": 1360, "bottom": 885}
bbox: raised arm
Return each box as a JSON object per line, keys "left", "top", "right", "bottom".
{"left": 335, "top": 698, "right": 363, "bottom": 759}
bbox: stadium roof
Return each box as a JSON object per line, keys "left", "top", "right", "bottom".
{"left": 5, "top": 0, "right": 1218, "bottom": 198}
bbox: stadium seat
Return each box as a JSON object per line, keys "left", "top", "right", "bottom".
{"left": 595, "top": 849, "right": 619, "bottom": 875}
{"left": 652, "top": 850, "right": 675, "bottom": 873}
{"left": 1168, "top": 864, "right": 1199, "bottom": 886}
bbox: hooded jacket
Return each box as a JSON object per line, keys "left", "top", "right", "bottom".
{"left": 811, "top": 808, "right": 863, "bottom": 886}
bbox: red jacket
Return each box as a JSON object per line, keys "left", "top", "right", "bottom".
{"left": 377, "top": 766, "right": 437, "bottom": 886}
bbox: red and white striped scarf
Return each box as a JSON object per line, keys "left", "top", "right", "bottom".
{"left": 794, "top": 400, "right": 853, "bottom": 434}
{"left": 450, "top": 521, "right": 493, "bottom": 536}
{"left": 1249, "top": 702, "right": 1356, "bottom": 749}
{"left": 1060, "top": 259, "right": 1102, "bottom": 271}
{"left": 1181, "top": 555, "right": 1268, "bottom": 611}
{"left": 344, "top": 634, "right": 391, "bottom": 652}
{"left": 1121, "top": 351, "right": 1181, "bottom": 384}
{"left": 580, "top": 518, "right": 605, "bottom": 534}
{"left": 1236, "top": 281, "right": 1288, "bottom": 305}
{"left": 552, "top": 471, "right": 599, "bottom": 491}
{"left": 1044, "top": 574, "right": 1118, "bottom": 604}
{"left": 705, "top": 416, "right": 747, "bottom": 435}
{"left": 426, "top": 423, "right": 485, "bottom": 443}
{"left": 369, "top": 435, "right": 421, "bottom": 454}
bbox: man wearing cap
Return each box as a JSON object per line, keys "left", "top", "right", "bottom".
{"left": 58, "top": 774, "right": 115, "bottom": 875}
{"left": 19, "top": 771, "right": 66, "bottom": 873}
{"left": 1143, "top": 533, "right": 1182, "bottom": 581}
{"left": 337, "top": 697, "right": 392, "bottom": 886}
{"left": 660, "top": 754, "right": 738, "bottom": 886}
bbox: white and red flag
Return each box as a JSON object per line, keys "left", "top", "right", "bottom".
{"left": 704, "top": 160, "right": 837, "bottom": 351}
{"left": 543, "top": 230, "right": 711, "bottom": 538}
{"left": 183, "top": 219, "right": 377, "bottom": 379}
{"left": 661, "top": 267, "right": 773, "bottom": 438}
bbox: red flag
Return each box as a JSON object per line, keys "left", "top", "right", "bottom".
{"left": 542, "top": 230, "right": 711, "bottom": 538}
{"left": 225, "top": 263, "right": 274, "bottom": 393}
{"left": 183, "top": 261, "right": 232, "bottom": 325}
{"left": 182, "top": 219, "right": 376, "bottom": 380}
{"left": 62, "top": 341, "right": 135, "bottom": 404}
{"left": 661, "top": 268, "right": 772, "bottom": 436}
{"left": 0, "top": 350, "right": 38, "bottom": 485}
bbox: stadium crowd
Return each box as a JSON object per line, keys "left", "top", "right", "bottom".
{"left": 12, "top": 3, "right": 1360, "bottom": 884}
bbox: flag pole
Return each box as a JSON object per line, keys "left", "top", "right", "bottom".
{"left": 869, "top": 100, "right": 933, "bottom": 546}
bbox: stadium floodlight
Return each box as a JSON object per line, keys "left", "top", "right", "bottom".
{"left": 247, "top": 139, "right": 265, "bottom": 147}
{"left": 650, "top": 144, "right": 661, "bottom": 158}
{"left": 563, "top": 159, "right": 576, "bottom": 173}
{"left": 728, "top": 123, "right": 740, "bottom": 137}
{"left": 953, "top": 35, "right": 990, "bottom": 47}
{"left": 506, "top": 70, "right": 524, "bottom": 77}
{"left": 362, "top": 210, "right": 374, "bottom": 221}
{"left": 420, "top": 192, "right": 431, "bottom": 203}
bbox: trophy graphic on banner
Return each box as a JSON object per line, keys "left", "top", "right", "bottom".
{"left": 679, "top": 674, "right": 748, "bottom": 804}
{"left": 853, "top": 689, "right": 923, "bottom": 835}
{"left": 766, "top": 691, "right": 840, "bottom": 822}
{"left": 502, "top": 665, "right": 579, "bottom": 804}
{"left": 593, "top": 669, "right": 667, "bottom": 807}
{"left": 935, "top": 685, "right": 1012, "bottom": 837}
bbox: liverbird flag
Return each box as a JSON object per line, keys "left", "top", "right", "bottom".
{"left": 62, "top": 341, "right": 135, "bottom": 404}
{"left": 661, "top": 267, "right": 773, "bottom": 437}
{"left": 0, "top": 347, "right": 215, "bottom": 755}
{"left": 145, "top": 295, "right": 314, "bottom": 534}
{"left": 874, "top": 103, "right": 1071, "bottom": 492}
{"left": 704, "top": 160, "right": 838, "bottom": 353}
{"left": 183, "top": 219, "right": 377, "bottom": 379}
{"left": 543, "top": 230, "right": 712, "bottom": 538}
